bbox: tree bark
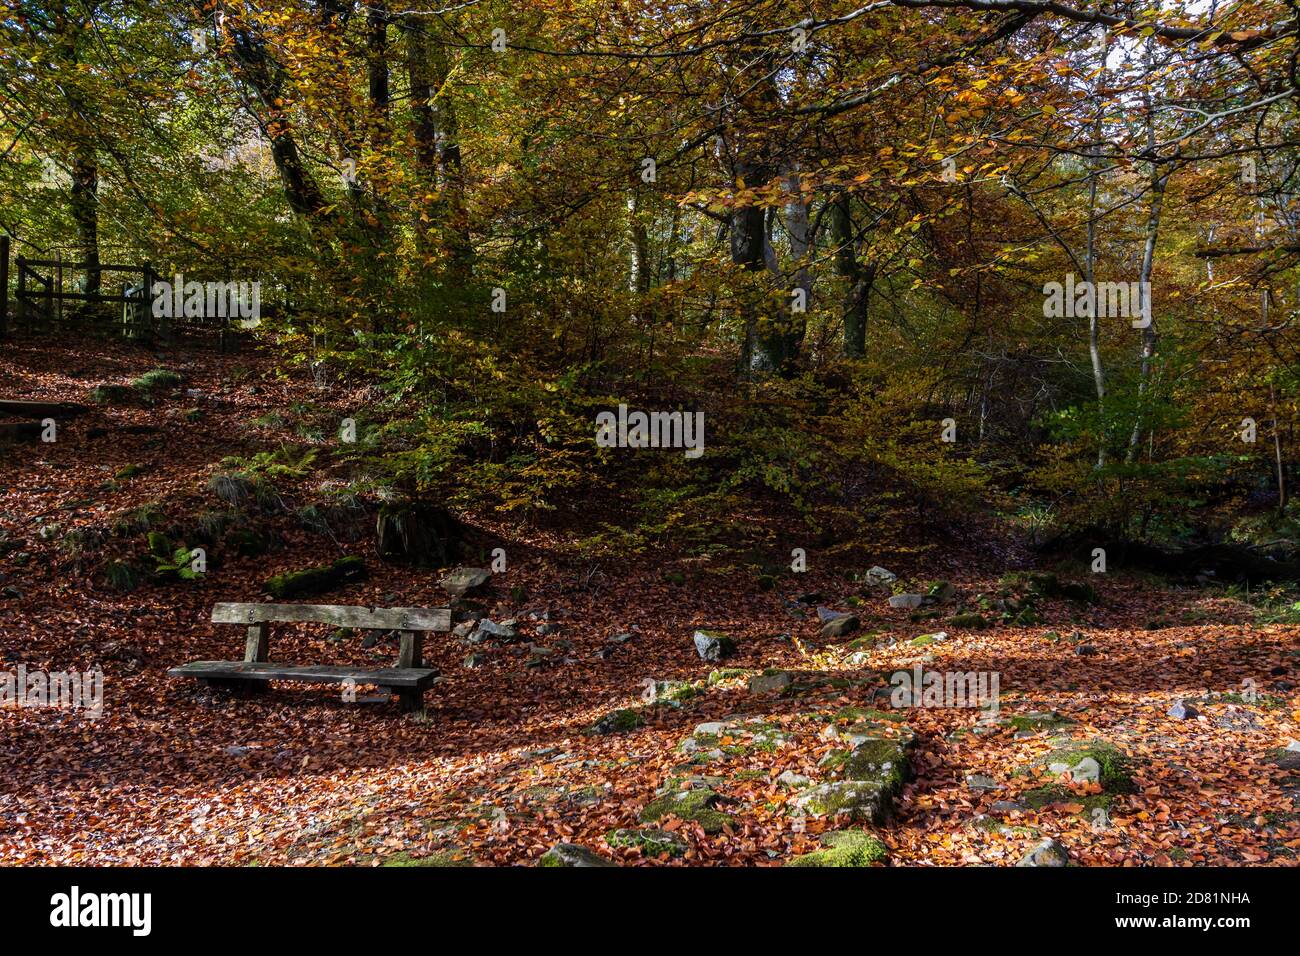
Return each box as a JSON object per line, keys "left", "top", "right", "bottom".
{"left": 831, "top": 195, "right": 873, "bottom": 357}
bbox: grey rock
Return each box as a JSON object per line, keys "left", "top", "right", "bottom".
{"left": 889, "top": 594, "right": 927, "bottom": 609}
{"left": 538, "top": 843, "right": 617, "bottom": 867}
{"left": 966, "top": 773, "right": 1000, "bottom": 791}
{"left": 991, "top": 800, "right": 1028, "bottom": 814}
{"left": 749, "top": 670, "right": 794, "bottom": 694}
{"left": 928, "top": 581, "right": 956, "bottom": 602}
{"left": 693, "top": 629, "right": 737, "bottom": 661}
{"left": 607, "top": 632, "right": 635, "bottom": 644}
{"left": 863, "top": 566, "right": 897, "bottom": 586}
{"left": 1166, "top": 699, "right": 1199, "bottom": 720}
{"left": 820, "top": 614, "right": 860, "bottom": 639}
{"left": 1074, "top": 644, "right": 1100, "bottom": 656}
{"left": 439, "top": 566, "right": 492, "bottom": 598}
{"left": 463, "top": 651, "right": 490, "bottom": 669}
{"left": 693, "top": 721, "right": 732, "bottom": 737}
{"left": 471, "top": 619, "right": 521, "bottom": 643}
{"left": 1016, "top": 838, "right": 1070, "bottom": 868}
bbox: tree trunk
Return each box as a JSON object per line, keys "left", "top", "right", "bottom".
{"left": 831, "top": 195, "right": 872, "bottom": 357}
{"left": 69, "top": 156, "right": 99, "bottom": 295}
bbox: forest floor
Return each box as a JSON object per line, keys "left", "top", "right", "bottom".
{"left": 1, "top": 334, "right": 1299, "bottom": 866}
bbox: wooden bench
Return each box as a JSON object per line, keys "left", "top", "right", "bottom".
{"left": 168, "top": 602, "right": 451, "bottom": 711}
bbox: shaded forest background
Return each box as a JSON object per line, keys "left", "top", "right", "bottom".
{"left": 3, "top": 0, "right": 1299, "bottom": 570}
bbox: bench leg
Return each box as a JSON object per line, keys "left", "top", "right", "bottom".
{"left": 395, "top": 687, "right": 424, "bottom": 713}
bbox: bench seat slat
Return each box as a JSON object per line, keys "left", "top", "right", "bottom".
{"left": 168, "top": 661, "right": 441, "bottom": 689}
{"left": 211, "top": 602, "right": 450, "bottom": 631}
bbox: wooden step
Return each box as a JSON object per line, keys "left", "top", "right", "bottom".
{"left": 168, "top": 661, "right": 441, "bottom": 688}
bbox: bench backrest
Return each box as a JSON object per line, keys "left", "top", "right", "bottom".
{"left": 212, "top": 602, "right": 451, "bottom": 632}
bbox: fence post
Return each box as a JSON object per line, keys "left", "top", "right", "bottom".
{"left": 16, "top": 256, "right": 26, "bottom": 331}
{"left": 0, "top": 236, "right": 8, "bottom": 338}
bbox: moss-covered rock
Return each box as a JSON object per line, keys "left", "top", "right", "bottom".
{"left": 1059, "top": 581, "right": 1099, "bottom": 604}
{"left": 90, "top": 383, "right": 137, "bottom": 406}
{"left": 604, "top": 828, "right": 687, "bottom": 857}
{"left": 706, "top": 667, "right": 747, "bottom": 686}
{"left": 1019, "top": 785, "right": 1114, "bottom": 814}
{"left": 949, "top": 612, "right": 988, "bottom": 629}
{"left": 132, "top": 368, "right": 184, "bottom": 392}
{"left": 265, "top": 555, "right": 366, "bottom": 598}
{"left": 1024, "top": 572, "right": 1062, "bottom": 597}
{"left": 638, "top": 788, "right": 735, "bottom": 833}
{"left": 790, "top": 780, "right": 889, "bottom": 824}
{"left": 786, "top": 829, "right": 888, "bottom": 867}
{"left": 841, "top": 736, "right": 911, "bottom": 792}
{"left": 650, "top": 679, "right": 701, "bottom": 703}
{"left": 1034, "top": 739, "right": 1138, "bottom": 794}
{"left": 589, "top": 708, "right": 645, "bottom": 735}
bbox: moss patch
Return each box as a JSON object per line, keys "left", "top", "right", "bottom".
{"left": 382, "top": 849, "right": 474, "bottom": 867}
{"left": 638, "top": 789, "right": 735, "bottom": 834}
{"left": 589, "top": 708, "right": 645, "bottom": 735}
{"left": 265, "top": 555, "right": 367, "bottom": 598}
{"left": 786, "top": 830, "right": 888, "bottom": 867}
{"left": 604, "top": 828, "right": 687, "bottom": 857}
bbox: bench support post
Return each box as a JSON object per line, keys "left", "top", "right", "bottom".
{"left": 243, "top": 623, "right": 270, "bottom": 694}
{"left": 397, "top": 630, "right": 422, "bottom": 668}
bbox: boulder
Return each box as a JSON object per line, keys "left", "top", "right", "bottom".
{"left": 693, "top": 629, "right": 737, "bottom": 661}
{"left": 537, "top": 843, "right": 617, "bottom": 868}
{"left": 638, "top": 788, "right": 734, "bottom": 833}
{"left": 1016, "top": 838, "right": 1070, "bottom": 867}
{"left": 820, "top": 614, "right": 860, "bottom": 639}
{"left": 375, "top": 502, "right": 461, "bottom": 566}
{"left": 790, "top": 780, "right": 891, "bottom": 824}
{"left": 469, "top": 619, "right": 520, "bottom": 643}
{"left": 439, "top": 566, "right": 492, "bottom": 598}
{"left": 863, "top": 566, "right": 897, "bottom": 586}
{"left": 749, "top": 670, "right": 794, "bottom": 694}
{"left": 590, "top": 708, "right": 644, "bottom": 735}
